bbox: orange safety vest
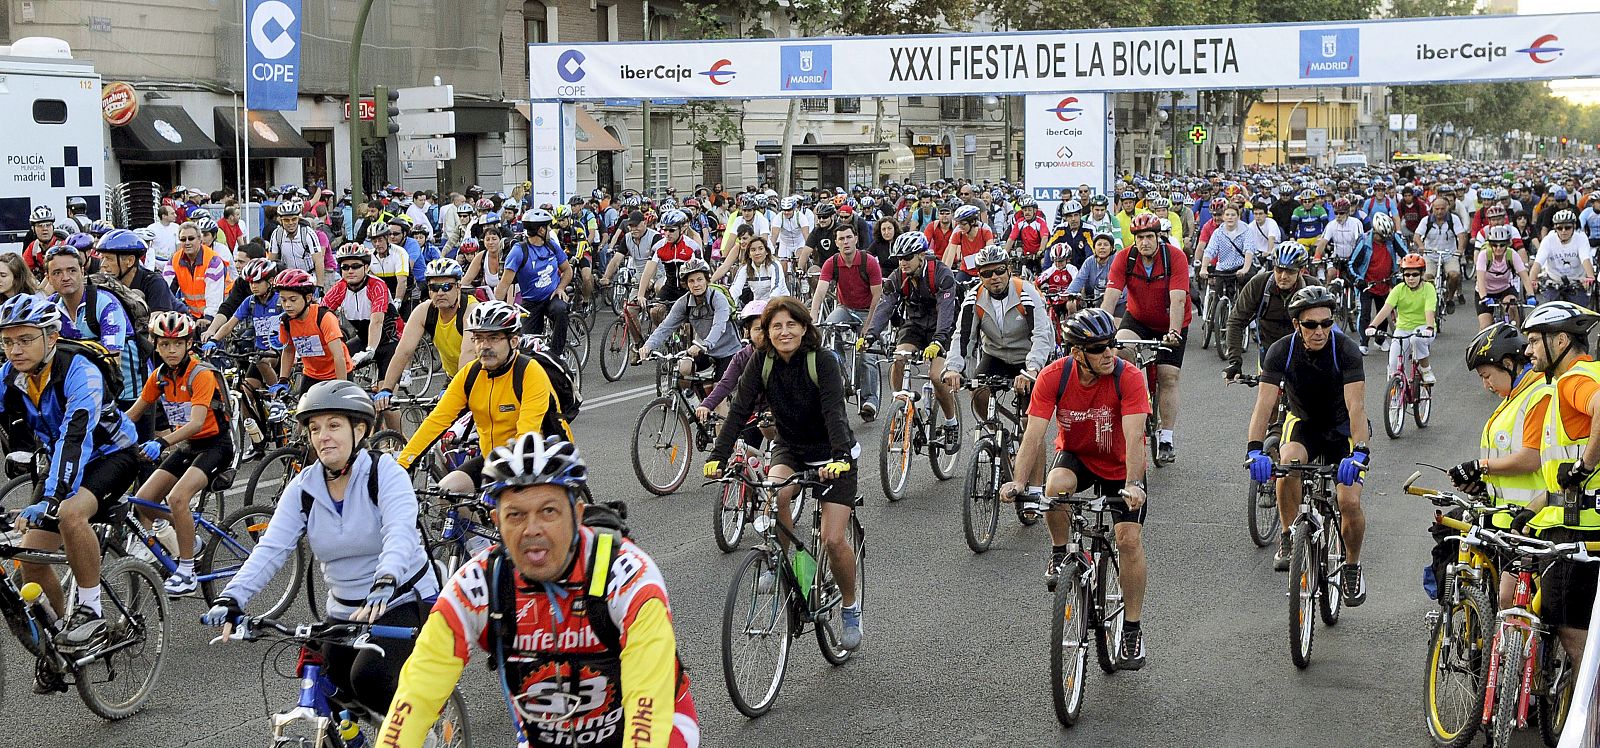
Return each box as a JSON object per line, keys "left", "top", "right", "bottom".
{"left": 169, "top": 245, "right": 226, "bottom": 317}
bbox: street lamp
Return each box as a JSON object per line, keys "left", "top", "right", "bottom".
{"left": 983, "top": 95, "right": 1010, "bottom": 181}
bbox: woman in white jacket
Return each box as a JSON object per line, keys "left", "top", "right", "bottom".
{"left": 728, "top": 235, "right": 790, "bottom": 305}
{"left": 203, "top": 379, "right": 437, "bottom": 716}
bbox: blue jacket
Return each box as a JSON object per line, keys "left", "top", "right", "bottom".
{"left": 1349, "top": 232, "right": 1412, "bottom": 281}
{"left": 0, "top": 347, "right": 137, "bottom": 503}
{"left": 54, "top": 286, "right": 139, "bottom": 403}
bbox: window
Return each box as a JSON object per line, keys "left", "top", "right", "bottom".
{"left": 524, "top": 1, "right": 547, "bottom": 44}
{"left": 1290, "top": 108, "right": 1308, "bottom": 142}
{"left": 597, "top": 3, "right": 613, "bottom": 41}
{"left": 906, "top": 96, "right": 922, "bottom": 106}
{"left": 32, "top": 99, "right": 66, "bottom": 124}
{"left": 647, "top": 154, "right": 670, "bottom": 194}
{"left": 702, "top": 143, "right": 724, "bottom": 185}
{"left": 963, "top": 96, "right": 983, "bottom": 120}
{"left": 940, "top": 97, "right": 962, "bottom": 119}
{"left": 801, "top": 98, "right": 828, "bottom": 112}
{"left": 835, "top": 98, "right": 861, "bottom": 114}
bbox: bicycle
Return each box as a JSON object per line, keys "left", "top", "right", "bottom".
{"left": 1277, "top": 462, "right": 1345, "bottom": 669}
{"left": 1197, "top": 272, "right": 1240, "bottom": 361}
{"left": 819, "top": 320, "right": 866, "bottom": 414}
{"left": 1382, "top": 329, "right": 1434, "bottom": 439}
{"left": 875, "top": 348, "right": 962, "bottom": 502}
{"left": 1120, "top": 340, "right": 1171, "bottom": 468}
{"left": 599, "top": 299, "right": 655, "bottom": 382}
{"left": 220, "top": 616, "right": 472, "bottom": 747}
{"left": 630, "top": 351, "right": 720, "bottom": 496}
{"left": 0, "top": 510, "right": 169, "bottom": 719}
{"left": 1481, "top": 295, "right": 1531, "bottom": 330}
{"left": 1046, "top": 489, "right": 1130, "bottom": 726}
{"left": 715, "top": 469, "right": 864, "bottom": 717}
{"left": 960, "top": 376, "right": 1036, "bottom": 553}
{"left": 712, "top": 417, "right": 790, "bottom": 554}
{"left": 1401, "top": 471, "right": 1507, "bottom": 748}
{"left": 1231, "top": 375, "right": 1284, "bottom": 548}
{"left": 413, "top": 487, "right": 500, "bottom": 580}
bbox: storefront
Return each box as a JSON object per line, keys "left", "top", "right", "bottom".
{"left": 106, "top": 105, "right": 223, "bottom": 187}
{"left": 212, "top": 107, "right": 315, "bottom": 193}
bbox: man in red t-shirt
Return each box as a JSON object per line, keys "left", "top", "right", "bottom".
{"left": 1102, "top": 214, "right": 1190, "bottom": 463}
{"left": 1005, "top": 307, "right": 1151, "bottom": 669}
{"left": 810, "top": 223, "right": 884, "bottom": 418}
{"left": 942, "top": 205, "right": 994, "bottom": 281}
{"left": 923, "top": 203, "right": 955, "bottom": 258}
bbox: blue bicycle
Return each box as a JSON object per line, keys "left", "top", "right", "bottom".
{"left": 219, "top": 616, "right": 473, "bottom": 747}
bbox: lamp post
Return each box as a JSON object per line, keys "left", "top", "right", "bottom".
{"left": 983, "top": 95, "right": 1010, "bottom": 182}
{"left": 347, "top": 0, "right": 377, "bottom": 201}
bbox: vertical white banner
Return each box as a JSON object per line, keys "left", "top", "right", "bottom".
{"left": 1023, "top": 93, "right": 1110, "bottom": 222}
{"left": 528, "top": 103, "right": 578, "bottom": 208}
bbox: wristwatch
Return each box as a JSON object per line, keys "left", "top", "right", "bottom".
{"left": 1129, "top": 479, "right": 1147, "bottom": 492}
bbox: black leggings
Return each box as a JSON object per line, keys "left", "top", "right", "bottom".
{"left": 319, "top": 599, "right": 426, "bottom": 716}
{"left": 1360, "top": 290, "right": 1390, "bottom": 344}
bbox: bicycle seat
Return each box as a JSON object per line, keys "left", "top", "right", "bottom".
{"left": 209, "top": 467, "right": 238, "bottom": 493}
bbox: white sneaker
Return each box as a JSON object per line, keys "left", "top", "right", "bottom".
{"left": 1379, "top": 339, "right": 1391, "bottom": 352}
{"left": 1421, "top": 369, "right": 1437, "bottom": 385}
{"left": 1357, "top": 345, "right": 1369, "bottom": 355}
{"left": 163, "top": 570, "right": 198, "bottom": 597}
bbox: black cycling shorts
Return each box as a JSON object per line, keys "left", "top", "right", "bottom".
{"left": 895, "top": 321, "right": 937, "bottom": 350}
{"left": 449, "top": 455, "right": 486, "bottom": 491}
{"left": 1539, "top": 527, "right": 1600, "bottom": 629}
{"left": 769, "top": 444, "right": 860, "bottom": 508}
{"left": 156, "top": 435, "right": 234, "bottom": 479}
{"left": 975, "top": 356, "right": 1026, "bottom": 380}
{"left": 1118, "top": 316, "right": 1188, "bottom": 369}
{"left": 1282, "top": 414, "right": 1355, "bottom": 466}
{"left": 1051, "top": 451, "right": 1146, "bottom": 525}
{"left": 33, "top": 448, "right": 141, "bottom": 534}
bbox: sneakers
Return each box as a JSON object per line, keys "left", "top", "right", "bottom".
{"left": 1046, "top": 551, "right": 1068, "bottom": 591}
{"left": 756, "top": 567, "right": 775, "bottom": 595}
{"left": 164, "top": 570, "right": 198, "bottom": 597}
{"left": 1157, "top": 440, "right": 1175, "bottom": 463}
{"left": 1118, "top": 627, "right": 1148, "bottom": 670}
{"left": 1379, "top": 339, "right": 1391, "bottom": 352}
{"left": 1444, "top": 299, "right": 1457, "bottom": 315}
{"left": 1421, "top": 368, "right": 1437, "bottom": 385}
{"left": 839, "top": 605, "right": 863, "bottom": 651}
{"left": 55, "top": 604, "right": 105, "bottom": 651}
{"left": 939, "top": 423, "right": 961, "bottom": 453}
{"left": 859, "top": 401, "right": 878, "bottom": 421}
{"left": 1342, "top": 563, "right": 1368, "bottom": 607}
{"left": 1273, "top": 534, "right": 1292, "bottom": 572}
{"left": 1357, "top": 344, "right": 1369, "bottom": 356}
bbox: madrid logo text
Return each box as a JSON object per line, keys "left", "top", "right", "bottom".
{"left": 1047, "top": 97, "right": 1082, "bottom": 122}
{"left": 699, "top": 59, "right": 737, "bottom": 85}
{"left": 1517, "top": 34, "right": 1564, "bottom": 64}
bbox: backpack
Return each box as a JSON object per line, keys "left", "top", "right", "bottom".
{"left": 760, "top": 349, "right": 820, "bottom": 387}
{"left": 461, "top": 352, "right": 581, "bottom": 430}
{"left": 159, "top": 358, "right": 230, "bottom": 434}
{"left": 84, "top": 276, "right": 152, "bottom": 357}
{"left": 280, "top": 306, "right": 337, "bottom": 356}
{"left": 973, "top": 277, "right": 1035, "bottom": 327}
{"left": 704, "top": 283, "right": 739, "bottom": 326}
{"left": 1054, "top": 356, "right": 1125, "bottom": 411}
{"left": 424, "top": 293, "right": 474, "bottom": 337}
{"left": 55, "top": 338, "right": 124, "bottom": 404}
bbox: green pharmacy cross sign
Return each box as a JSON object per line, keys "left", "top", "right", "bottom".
{"left": 1189, "top": 125, "right": 1208, "bottom": 145}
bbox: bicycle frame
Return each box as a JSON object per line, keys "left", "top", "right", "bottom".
{"left": 1483, "top": 564, "right": 1544, "bottom": 730}
{"left": 122, "top": 497, "right": 251, "bottom": 585}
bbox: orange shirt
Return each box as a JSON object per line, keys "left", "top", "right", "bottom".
{"left": 277, "top": 305, "right": 352, "bottom": 381}
{"left": 139, "top": 357, "right": 221, "bottom": 439}
{"left": 1523, "top": 356, "right": 1600, "bottom": 449}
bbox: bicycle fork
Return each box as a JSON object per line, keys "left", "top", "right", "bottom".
{"left": 1481, "top": 613, "right": 1539, "bottom": 728}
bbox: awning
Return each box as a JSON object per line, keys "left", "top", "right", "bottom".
{"left": 513, "top": 104, "right": 625, "bottom": 152}
{"left": 109, "top": 105, "right": 223, "bottom": 161}
{"left": 213, "top": 107, "right": 314, "bottom": 158}
{"left": 753, "top": 142, "right": 889, "bottom": 156}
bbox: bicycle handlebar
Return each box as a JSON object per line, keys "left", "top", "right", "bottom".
{"left": 213, "top": 617, "right": 417, "bottom": 653}
{"left": 704, "top": 468, "right": 830, "bottom": 491}
{"left": 962, "top": 376, "right": 1016, "bottom": 391}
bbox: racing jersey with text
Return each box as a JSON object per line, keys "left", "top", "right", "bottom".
{"left": 1007, "top": 214, "right": 1050, "bottom": 257}
{"left": 1291, "top": 205, "right": 1328, "bottom": 241}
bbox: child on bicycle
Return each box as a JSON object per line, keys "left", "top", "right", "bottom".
{"left": 1364, "top": 253, "right": 1439, "bottom": 384}
{"left": 124, "top": 311, "right": 233, "bottom": 596}
{"left": 272, "top": 268, "right": 353, "bottom": 397}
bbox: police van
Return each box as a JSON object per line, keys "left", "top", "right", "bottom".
{"left": 0, "top": 37, "right": 103, "bottom": 254}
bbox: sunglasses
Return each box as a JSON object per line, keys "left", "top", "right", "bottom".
{"left": 428, "top": 282, "right": 456, "bottom": 293}
{"left": 1081, "top": 342, "right": 1119, "bottom": 354}
{"left": 978, "top": 267, "right": 1008, "bottom": 278}
{"left": 1402, "top": 271, "right": 1423, "bottom": 278}
{"left": 1298, "top": 319, "right": 1336, "bottom": 329}
{"left": 340, "top": 263, "right": 367, "bottom": 271}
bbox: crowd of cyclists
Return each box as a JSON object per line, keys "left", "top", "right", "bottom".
{"left": 3, "top": 156, "right": 1600, "bottom": 745}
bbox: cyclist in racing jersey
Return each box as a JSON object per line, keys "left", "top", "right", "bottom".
{"left": 271, "top": 268, "right": 353, "bottom": 397}
{"left": 124, "top": 311, "right": 232, "bottom": 596}
{"left": 367, "top": 222, "right": 412, "bottom": 306}
{"left": 862, "top": 236, "right": 963, "bottom": 451}
{"left": 44, "top": 242, "right": 137, "bottom": 411}
{"left": 1114, "top": 191, "right": 1143, "bottom": 248}
{"left": 374, "top": 259, "right": 478, "bottom": 411}
{"left": 1365, "top": 254, "right": 1440, "bottom": 385}
{"left": 943, "top": 244, "right": 1053, "bottom": 432}
{"left": 1045, "top": 201, "right": 1094, "bottom": 271}
{"left": 1531, "top": 208, "right": 1595, "bottom": 306}
{"left": 22, "top": 205, "right": 62, "bottom": 281}
{"left": 636, "top": 210, "right": 701, "bottom": 323}
{"left": 326, "top": 242, "right": 400, "bottom": 382}
{"left": 205, "top": 379, "right": 438, "bottom": 716}
{"left": 705, "top": 296, "right": 864, "bottom": 650}
{"left": 1290, "top": 190, "right": 1328, "bottom": 250}
{"left": 1101, "top": 212, "right": 1191, "bottom": 463}
{"left": 497, "top": 208, "right": 573, "bottom": 355}
{"left": 1224, "top": 242, "right": 1309, "bottom": 380}
{"left": 1, "top": 294, "right": 141, "bottom": 663}
{"left": 1246, "top": 286, "right": 1371, "bottom": 603}
{"left": 268, "top": 199, "right": 327, "bottom": 288}
{"left": 1001, "top": 196, "right": 1050, "bottom": 276}
{"left": 1475, "top": 224, "right": 1536, "bottom": 330}
{"left": 1002, "top": 308, "right": 1151, "bottom": 668}
{"left": 943, "top": 204, "right": 994, "bottom": 286}
{"left": 638, "top": 258, "right": 742, "bottom": 385}
{"left": 395, "top": 300, "right": 564, "bottom": 493}
{"left": 770, "top": 195, "right": 814, "bottom": 270}
{"left": 381, "top": 433, "right": 698, "bottom": 748}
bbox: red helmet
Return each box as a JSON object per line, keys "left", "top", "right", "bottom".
{"left": 1484, "top": 204, "right": 1507, "bottom": 219}
{"left": 272, "top": 268, "right": 317, "bottom": 293}
{"left": 1400, "top": 253, "right": 1426, "bottom": 271}
{"left": 1129, "top": 213, "right": 1162, "bottom": 235}
{"left": 1209, "top": 197, "right": 1227, "bottom": 213}
{"left": 242, "top": 258, "right": 278, "bottom": 283}
{"left": 1332, "top": 197, "right": 1352, "bottom": 212}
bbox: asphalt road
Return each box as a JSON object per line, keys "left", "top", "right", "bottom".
{"left": 0, "top": 306, "right": 1549, "bottom": 748}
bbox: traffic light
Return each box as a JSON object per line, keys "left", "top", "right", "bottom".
{"left": 1561, "top": 136, "right": 1569, "bottom": 146}
{"left": 1540, "top": 141, "right": 1547, "bottom": 151}
{"left": 374, "top": 86, "right": 400, "bottom": 138}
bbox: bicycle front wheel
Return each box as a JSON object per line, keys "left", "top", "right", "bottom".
{"left": 929, "top": 404, "right": 962, "bottom": 480}
{"left": 1424, "top": 585, "right": 1491, "bottom": 748}
{"left": 198, "top": 504, "right": 306, "bottom": 620}
{"left": 1384, "top": 375, "right": 1406, "bottom": 439}
{"left": 631, "top": 396, "right": 693, "bottom": 495}
{"left": 1415, "top": 381, "right": 1433, "bottom": 429}
{"left": 1051, "top": 572, "right": 1090, "bottom": 727}
{"left": 568, "top": 315, "right": 591, "bottom": 371}
{"left": 816, "top": 514, "right": 864, "bottom": 665}
{"left": 1289, "top": 526, "right": 1317, "bottom": 669}
{"left": 245, "top": 445, "right": 307, "bottom": 506}
{"left": 1318, "top": 515, "right": 1345, "bottom": 626}
{"left": 878, "top": 402, "right": 913, "bottom": 501}
{"left": 1489, "top": 626, "right": 1526, "bottom": 747}
{"left": 599, "top": 317, "right": 631, "bottom": 382}
{"left": 1246, "top": 479, "right": 1278, "bottom": 548}
{"left": 75, "top": 556, "right": 168, "bottom": 720}
{"left": 367, "top": 429, "right": 408, "bottom": 458}
{"left": 431, "top": 689, "right": 474, "bottom": 747}
{"left": 1540, "top": 643, "right": 1577, "bottom": 748}
{"left": 721, "top": 548, "right": 793, "bottom": 717}
{"left": 714, "top": 476, "right": 749, "bottom": 554}
{"left": 961, "top": 440, "right": 1001, "bottom": 553}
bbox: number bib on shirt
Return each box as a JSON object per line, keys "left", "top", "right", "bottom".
{"left": 292, "top": 333, "right": 327, "bottom": 359}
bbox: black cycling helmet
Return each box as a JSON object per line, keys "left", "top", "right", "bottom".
{"left": 1465, "top": 322, "right": 1529, "bottom": 373}
{"left": 1061, "top": 308, "right": 1118, "bottom": 348}
{"left": 1287, "top": 285, "right": 1338, "bottom": 318}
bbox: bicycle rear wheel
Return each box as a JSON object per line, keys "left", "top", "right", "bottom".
{"left": 600, "top": 317, "right": 631, "bottom": 382}
{"left": 1540, "top": 643, "right": 1576, "bottom": 748}
{"left": 367, "top": 429, "right": 408, "bottom": 458}
{"left": 1146, "top": 387, "right": 1163, "bottom": 467}
{"left": 1246, "top": 480, "right": 1278, "bottom": 548}
{"left": 1489, "top": 627, "right": 1525, "bottom": 747}
{"left": 631, "top": 397, "right": 693, "bottom": 495}
{"left": 721, "top": 548, "right": 792, "bottom": 717}
{"left": 1093, "top": 545, "right": 1125, "bottom": 674}
{"left": 1051, "top": 572, "right": 1090, "bottom": 727}
{"left": 878, "top": 402, "right": 913, "bottom": 501}
{"left": 929, "top": 404, "right": 961, "bottom": 480}
{"left": 1289, "top": 526, "right": 1317, "bottom": 669}
{"left": 816, "top": 515, "right": 864, "bottom": 665}
{"left": 1199, "top": 293, "right": 1216, "bottom": 350}
{"left": 1384, "top": 376, "right": 1406, "bottom": 439}
{"left": 431, "top": 689, "right": 474, "bottom": 747}
{"left": 198, "top": 503, "right": 306, "bottom": 619}
{"left": 75, "top": 556, "right": 168, "bottom": 720}
{"left": 961, "top": 441, "right": 1001, "bottom": 553}
{"left": 1424, "top": 585, "right": 1490, "bottom": 748}
{"left": 568, "top": 315, "right": 591, "bottom": 371}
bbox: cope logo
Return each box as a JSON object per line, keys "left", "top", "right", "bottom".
{"left": 557, "top": 50, "right": 586, "bottom": 83}
{"left": 1517, "top": 34, "right": 1564, "bottom": 64}
{"left": 780, "top": 45, "right": 832, "bottom": 91}
{"left": 1298, "top": 29, "right": 1359, "bottom": 79}
{"left": 1046, "top": 97, "right": 1082, "bottom": 123}
{"left": 699, "top": 59, "right": 737, "bottom": 85}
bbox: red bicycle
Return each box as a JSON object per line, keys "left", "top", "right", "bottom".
{"left": 1382, "top": 329, "right": 1433, "bottom": 438}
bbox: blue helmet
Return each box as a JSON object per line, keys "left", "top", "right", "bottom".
{"left": 0, "top": 293, "right": 62, "bottom": 333}
{"left": 97, "top": 228, "right": 149, "bottom": 256}
{"left": 1272, "top": 241, "right": 1309, "bottom": 270}
{"left": 65, "top": 232, "right": 94, "bottom": 252}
